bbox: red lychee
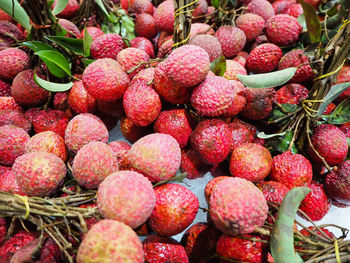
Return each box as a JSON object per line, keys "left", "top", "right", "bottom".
{"left": 117, "top": 47, "right": 150, "bottom": 78}
{"left": 108, "top": 140, "right": 131, "bottom": 166}
{"left": 246, "top": 0, "right": 275, "bottom": 21}
{"left": 52, "top": 0, "right": 79, "bottom": 18}
{"left": 90, "top": 33, "right": 124, "bottom": 59}
{"left": 135, "top": 13, "right": 158, "bottom": 39}
{"left": 246, "top": 43, "right": 283, "bottom": 73}
{"left": 205, "top": 176, "right": 231, "bottom": 203}
{"left": 189, "top": 34, "right": 222, "bottom": 62}
{"left": 215, "top": 25, "right": 246, "bottom": 58}
{"left": 223, "top": 60, "right": 247, "bottom": 81}
{"left": 257, "top": 181, "right": 290, "bottom": 204}
{"left": 120, "top": 116, "right": 152, "bottom": 143}
{"left": 68, "top": 80, "right": 96, "bottom": 114}
{"left": 0, "top": 110, "right": 31, "bottom": 132}
{"left": 275, "top": 83, "right": 308, "bottom": 104}
{"left": 130, "top": 37, "right": 155, "bottom": 58}
{"left": 80, "top": 26, "right": 104, "bottom": 40}
{"left": 154, "top": 0, "right": 174, "bottom": 33}
{"left": 0, "top": 231, "right": 36, "bottom": 262}
{"left": 0, "top": 48, "right": 29, "bottom": 80}
{"left": 180, "top": 147, "right": 211, "bottom": 179}
{"left": 32, "top": 109, "right": 69, "bottom": 138}
{"left": 236, "top": 13, "right": 265, "bottom": 42}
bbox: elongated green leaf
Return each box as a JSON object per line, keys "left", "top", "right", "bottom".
{"left": 95, "top": 0, "right": 111, "bottom": 20}
{"left": 271, "top": 187, "right": 311, "bottom": 263}
{"left": 297, "top": 14, "right": 307, "bottom": 31}
{"left": 83, "top": 27, "right": 93, "bottom": 57}
{"left": 257, "top": 132, "right": 286, "bottom": 139}
{"left": 45, "top": 36, "right": 84, "bottom": 56}
{"left": 0, "top": 0, "right": 30, "bottom": 30}
{"left": 237, "top": 67, "right": 297, "bottom": 89}
{"left": 298, "top": 0, "right": 321, "bottom": 43}
{"left": 34, "top": 73, "right": 73, "bottom": 92}
{"left": 211, "top": 0, "right": 220, "bottom": 8}
{"left": 210, "top": 55, "right": 226, "bottom": 76}
{"left": 21, "top": 41, "right": 57, "bottom": 52}
{"left": 52, "top": 0, "right": 69, "bottom": 15}
{"left": 328, "top": 97, "right": 350, "bottom": 124}
{"left": 276, "top": 130, "right": 298, "bottom": 154}
{"left": 35, "top": 50, "right": 71, "bottom": 77}
{"left": 317, "top": 82, "right": 350, "bottom": 117}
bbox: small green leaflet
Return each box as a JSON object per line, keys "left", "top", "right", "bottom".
{"left": 210, "top": 55, "right": 226, "bottom": 76}
{"left": 34, "top": 73, "right": 73, "bottom": 92}
{"left": 52, "top": 0, "right": 69, "bottom": 15}
{"left": 45, "top": 36, "right": 84, "bottom": 56}
{"left": 35, "top": 50, "right": 72, "bottom": 78}
{"left": 0, "top": 0, "right": 31, "bottom": 30}
{"left": 211, "top": 0, "right": 220, "bottom": 8}
{"left": 298, "top": 0, "right": 321, "bottom": 43}
{"left": 95, "top": 0, "right": 112, "bottom": 21}
{"left": 21, "top": 41, "right": 57, "bottom": 52}
{"left": 83, "top": 27, "right": 93, "bottom": 57}
{"left": 327, "top": 97, "right": 350, "bottom": 124}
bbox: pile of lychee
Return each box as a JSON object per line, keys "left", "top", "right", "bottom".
{"left": 0, "top": 0, "right": 349, "bottom": 261}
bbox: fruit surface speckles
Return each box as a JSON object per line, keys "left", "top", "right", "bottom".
{"left": 0, "top": 110, "right": 31, "bottom": 132}
{"left": 236, "top": 13, "right": 265, "bottom": 42}
{"left": 154, "top": 0, "right": 175, "bottom": 33}
{"left": 215, "top": 25, "right": 246, "bottom": 58}
{"left": 246, "top": 43, "right": 283, "bottom": 73}
{"left": 275, "top": 83, "right": 308, "bottom": 104}
{"left": 246, "top": 0, "right": 275, "bottom": 21}
{"left": 117, "top": 47, "right": 150, "bottom": 78}
{"left": 0, "top": 48, "right": 29, "bottom": 80}
{"left": 108, "top": 140, "right": 131, "bottom": 166}
{"left": 223, "top": 60, "right": 247, "bottom": 81}
{"left": 90, "top": 33, "right": 124, "bottom": 59}
{"left": 0, "top": 169, "right": 25, "bottom": 195}
{"left": 189, "top": 34, "right": 222, "bottom": 62}
{"left": 205, "top": 176, "right": 231, "bottom": 203}
{"left": 257, "top": 181, "right": 290, "bottom": 204}
{"left": 68, "top": 80, "right": 96, "bottom": 114}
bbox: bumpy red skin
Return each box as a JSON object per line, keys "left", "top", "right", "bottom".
{"left": 257, "top": 181, "right": 290, "bottom": 204}
{"left": 0, "top": 96, "right": 21, "bottom": 111}
{"left": 229, "top": 143, "right": 272, "bottom": 182}
{"left": 275, "top": 83, "right": 308, "bottom": 104}
{"left": 228, "top": 122, "right": 255, "bottom": 151}
{"left": 233, "top": 52, "right": 248, "bottom": 66}
{"left": 0, "top": 231, "right": 36, "bottom": 262}
{"left": 190, "top": 23, "right": 215, "bottom": 37}
{"left": 32, "top": 109, "right": 68, "bottom": 138}
{"left": 216, "top": 234, "right": 267, "bottom": 263}
{"left": 272, "top": 0, "right": 295, "bottom": 14}
{"left": 308, "top": 124, "right": 348, "bottom": 166}
{"left": 180, "top": 147, "right": 211, "bottom": 179}
{"left": 0, "top": 218, "right": 5, "bottom": 246}
{"left": 189, "top": 34, "right": 222, "bottom": 62}
{"left": 68, "top": 80, "right": 96, "bottom": 114}
{"left": 241, "top": 87, "right": 276, "bottom": 120}
{"left": 325, "top": 161, "right": 350, "bottom": 206}
{"left": 300, "top": 227, "right": 335, "bottom": 239}
{"left": 130, "top": 67, "right": 155, "bottom": 86}
{"left": 90, "top": 33, "right": 124, "bottom": 59}
{"left": 279, "top": 49, "right": 314, "bottom": 83}
{"left": 157, "top": 38, "right": 173, "bottom": 59}
{"left": 0, "top": 110, "right": 31, "bottom": 132}
{"left": 0, "top": 165, "right": 11, "bottom": 175}
{"left": 11, "top": 69, "right": 49, "bottom": 107}
{"left": 224, "top": 80, "right": 247, "bottom": 117}
{"left": 135, "top": 13, "right": 158, "bottom": 39}
{"left": 108, "top": 140, "right": 131, "bottom": 166}
{"left": 154, "top": 109, "right": 193, "bottom": 148}
{"left": 77, "top": 220, "right": 144, "bottom": 263}
{"left": 65, "top": 113, "right": 109, "bottom": 153}
{"left": 287, "top": 3, "right": 303, "bottom": 17}
{"left": 323, "top": 103, "right": 336, "bottom": 115}
{"left": 120, "top": 117, "right": 152, "bottom": 143}
{"left": 223, "top": 60, "right": 247, "bottom": 81}
{"left": 149, "top": 183, "right": 199, "bottom": 237}
{"left": 192, "top": 0, "right": 208, "bottom": 17}
{"left": 205, "top": 176, "right": 231, "bottom": 203}
{"left": 154, "top": 0, "right": 175, "bottom": 33}
{"left": 82, "top": 58, "right": 130, "bottom": 101}
{"left": 270, "top": 151, "right": 313, "bottom": 189}
{"left": 130, "top": 37, "right": 155, "bottom": 58}
{"left": 236, "top": 14, "right": 265, "bottom": 42}
{"left": 247, "top": 0, "right": 275, "bottom": 21}
{"left": 0, "top": 125, "right": 29, "bottom": 166}
{"left": 0, "top": 79, "right": 11, "bottom": 96}
{"left": 96, "top": 98, "right": 124, "bottom": 117}
{"left": 335, "top": 64, "right": 350, "bottom": 101}
{"left": 123, "top": 83, "right": 161, "bottom": 127}
{"left": 190, "top": 119, "right": 233, "bottom": 165}
{"left": 24, "top": 107, "right": 40, "bottom": 122}
{"left": 122, "top": 133, "right": 181, "bottom": 183}
{"left": 120, "top": 0, "right": 154, "bottom": 15}
{"left": 117, "top": 47, "right": 150, "bottom": 79}
{"left": 143, "top": 234, "right": 189, "bottom": 263}
{"left": 246, "top": 43, "right": 283, "bottom": 73}
{"left": 80, "top": 26, "right": 104, "bottom": 41}
{"left": 231, "top": 118, "right": 257, "bottom": 135}
{"left": 0, "top": 48, "right": 29, "bottom": 80}
{"left": 191, "top": 76, "right": 236, "bottom": 117}
{"left": 215, "top": 25, "right": 246, "bottom": 58}
{"left": 340, "top": 125, "right": 350, "bottom": 137}
{"left": 73, "top": 141, "right": 117, "bottom": 189}
{"left": 58, "top": 19, "right": 81, "bottom": 38}
{"left": 0, "top": 169, "right": 25, "bottom": 195}
{"left": 210, "top": 177, "right": 268, "bottom": 235}
{"left": 266, "top": 14, "right": 303, "bottom": 46}
{"left": 52, "top": 0, "right": 79, "bottom": 18}
{"left": 298, "top": 181, "right": 330, "bottom": 221}
{"left": 0, "top": 10, "right": 11, "bottom": 21}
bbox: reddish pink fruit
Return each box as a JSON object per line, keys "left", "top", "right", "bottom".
{"left": 0, "top": 110, "right": 31, "bottom": 132}
{"left": 0, "top": 79, "right": 11, "bottom": 96}
{"left": 58, "top": 19, "right": 81, "bottom": 38}
{"left": 223, "top": 60, "right": 247, "bottom": 80}
{"left": 247, "top": 0, "right": 275, "bottom": 21}
{"left": 246, "top": 43, "right": 283, "bottom": 73}
{"left": 52, "top": 0, "right": 79, "bottom": 18}
{"left": 224, "top": 80, "right": 247, "bottom": 117}
{"left": 120, "top": 0, "right": 154, "bottom": 15}
{"left": 120, "top": 116, "right": 152, "bottom": 143}
{"left": 32, "top": 109, "right": 68, "bottom": 138}
{"left": 0, "top": 169, "right": 25, "bottom": 195}
{"left": 192, "top": 0, "right": 208, "bottom": 17}
{"left": 236, "top": 13, "right": 265, "bottom": 42}
{"left": 24, "top": 107, "right": 40, "bottom": 122}
{"left": 117, "top": 47, "right": 150, "bottom": 78}
{"left": 130, "top": 37, "right": 155, "bottom": 58}
{"left": 109, "top": 140, "right": 131, "bottom": 166}
{"left": 257, "top": 181, "right": 290, "bottom": 204}
{"left": 215, "top": 25, "right": 246, "bottom": 58}
{"left": 154, "top": 0, "right": 175, "bottom": 33}
{"left": 130, "top": 67, "right": 155, "bottom": 86}
{"left": 96, "top": 98, "right": 124, "bottom": 117}
{"left": 68, "top": 80, "right": 96, "bottom": 114}
{"left": 189, "top": 34, "right": 222, "bottom": 62}
{"left": 90, "top": 33, "right": 124, "bottom": 59}
{"left": 275, "top": 83, "right": 308, "bottom": 104}
{"left": 272, "top": 0, "right": 295, "bottom": 14}
{"left": 135, "top": 13, "right": 158, "bottom": 39}
{"left": 205, "top": 176, "right": 231, "bottom": 203}
{"left": 80, "top": 26, "right": 104, "bottom": 40}
{"left": 180, "top": 147, "right": 211, "bottom": 179}
{"left": 0, "top": 48, "right": 29, "bottom": 80}
{"left": 0, "top": 231, "right": 36, "bottom": 262}
{"left": 157, "top": 37, "right": 173, "bottom": 58}
{"left": 228, "top": 121, "right": 255, "bottom": 151}
{"left": 287, "top": 3, "right": 303, "bottom": 17}
{"left": 190, "top": 23, "right": 215, "bottom": 37}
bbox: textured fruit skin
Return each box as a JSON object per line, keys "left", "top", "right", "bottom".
{"left": 108, "top": 140, "right": 131, "bottom": 166}
{"left": 205, "top": 176, "right": 231, "bottom": 203}
{"left": 130, "top": 67, "right": 155, "bottom": 86}
{"left": 82, "top": 58, "right": 130, "bottom": 101}
{"left": 0, "top": 125, "right": 29, "bottom": 166}
{"left": 246, "top": 43, "right": 283, "bottom": 73}
{"left": 247, "top": 0, "right": 275, "bottom": 21}
{"left": 180, "top": 147, "right": 211, "bottom": 180}
{"left": 275, "top": 83, "right": 308, "bottom": 104}
{"left": 11, "top": 69, "right": 49, "bottom": 107}
{"left": 335, "top": 64, "right": 350, "bottom": 101}
{"left": 216, "top": 234, "right": 266, "bottom": 263}
{"left": 298, "top": 181, "right": 330, "bottom": 221}
{"left": 25, "top": 131, "right": 67, "bottom": 162}
{"left": 65, "top": 113, "right": 109, "bottom": 153}
{"left": 0, "top": 10, "right": 11, "bottom": 21}
{"left": 0, "top": 169, "right": 25, "bottom": 195}
{"left": 0, "top": 79, "right": 11, "bottom": 96}
{"left": 68, "top": 80, "right": 96, "bottom": 114}
{"left": 236, "top": 14, "right": 265, "bottom": 42}
{"left": 120, "top": 0, "right": 154, "bottom": 15}
{"left": 215, "top": 25, "right": 246, "bottom": 58}
{"left": 143, "top": 234, "right": 189, "bottom": 263}
{"left": 135, "top": 13, "right": 158, "bottom": 39}
{"left": 80, "top": 26, "right": 104, "bottom": 41}
{"left": 228, "top": 121, "right": 254, "bottom": 151}
{"left": 154, "top": 0, "right": 175, "bottom": 33}
{"left": 308, "top": 124, "right": 348, "bottom": 166}
{"left": 77, "top": 219, "right": 144, "bottom": 263}
{"left": 278, "top": 49, "right": 314, "bottom": 83}
{"left": 90, "top": 33, "right": 124, "bottom": 59}
{"left": 120, "top": 116, "right": 152, "bottom": 144}
{"left": 122, "top": 133, "right": 181, "bottom": 182}
{"left": 257, "top": 181, "right": 290, "bottom": 204}
{"left": 0, "top": 48, "right": 29, "bottom": 80}
{"left": 223, "top": 60, "right": 247, "bottom": 81}
{"left": 58, "top": 19, "right": 81, "bottom": 38}
{"left": 117, "top": 47, "right": 150, "bottom": 78}
{"left": 24, "top": 107, "right": 40, "bottom": 122}
{"left": 0, "top": 110, "right": 31, "bottom": 132}
{"left": 52, "top": 0, "right": 79, "bottom": 18}
{"left": 241, "top": 87, "right": 276, "bottom": 120}
{"left": 270, "top": 151, "right": 313, "bottom": 189}
{"left": 97, "top": 171, "right": 155, "bottom": 229}
{"left": 32, "top": 109, "right": 68, "bottom": 138}
{"left": 154, "top": 109, "right": 193, "bottom": 148}
{"left": 13, "top": 152, "right": 66, "bottom": 197}
{"left": 149, "top": 183, "right": 199, "bottom": 237}
{"left": 0, "top": 218, "right": 5, "bottom": 246}
{"left": 192, "top": 0, "right": 208, "bottom": 17}
{"left": 190, "top": 119, "right": 233, "bottom": 165}
{"left": 0, "top": 231, "right": 36, "bottom": 262}
{"left": 210, "top": 177, "right": 268, "bottom": 235}
{"left": 266, "top": 14, "right": 302, "bottom": 46}
{"left": 191, "top": 76, "right": 236, "bottom": 117}
{"left": 224, "top": 80, "right": 247, "bottom": 117}
{"left": 190, "top": 23, "right": 215, "bottom": 37}
{"left": 229, "top": 143, "right": 272, "bottom": 182}
{"left": 287, "top": 3, "right": 303, "bottom": 17}
{"left": 325, "top": 160, "right": 350, "bottom": 206}
{"left": 73, "top": 141, "right": 118, "bottom": 189}
{"left": 0, "top": 21, "right": 24, "bottom": 46}
{"left": 130, "top": 37, "right": 155, "bottom": 58}
{"left": 123, "top": 83, "right": 161, "bottom": 126}
{"left": 189, "top": 34, "right": 222, "bottom": 62}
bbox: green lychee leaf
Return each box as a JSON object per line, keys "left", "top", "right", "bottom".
{"left": 236, "top": 67, "right": 297, "bottom": 89}
{"left": 298, "top": 0, "right": 321, "bottom": 43}
{"left": 21, "top": 41, "right": 57, "bottom": 52}
{"left": 52, "top": 0, "right": 69, "bottom": 15}
{"left": 210, "top": 55, "right": 226, "bottom": 77}
{"left": 95, "top": 0, "right": 112, "bottom": 21}
{"left": 45, "top": 36, "right": 84, "bottom": 56}
{"left": 211, "top": 0, "right": 220, "bottom": 8}
{"left": 34, "top": 73, "right": 73, "bottom": 92}
{"left": 326, "top": 97, "right": 350, "bottom": 124}
{"left": 35, "top": 50, "right": 72, "bottom": 78}
{"left": 83, "top": 26, "right": 93, "bottom": 57}
{"left": 0, "top": 0, "right": 31, "bottom": 30}
{"left": 270, "top": 187, "right": 311, "bottom": 263}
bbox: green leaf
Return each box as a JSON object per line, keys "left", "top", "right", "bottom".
{"left": 257, "top": 132, "right": 286, "bottom": 139}
{"left": 52, "top": 0, "right": 69, "bottom": 15}
{"left": 83, "top": 27, "right": 93, "bottom": 57}
{"left": 35, "top": 50, "right": 71, "bottom": 78}
{"left": 237, "top": 68, "right": 297, "bottom": 89}
{"left": 297, "top": 14, "right": 307, "bottom": 31}
{"left": 317, "top": 82, "right": 350, "bottom": 117}
{"left": 327, "top": 97, "right": 350, "bottom": 124}
{"left": 276, "top": 130, "right": 298, "bottom": 154}
{"left": 268, "top": 104, "right": 299, "bottom": 125}
{"left": 95, "top": 0, "right": 111, "bottom": 20}
{"left": 121, "top": 15, "right": 134, "bottom": 32}
{"left": 211, "top": 0, "right": 220, "bottom": 8}
{"left": 34, "top": 73, "right": 73, "bottom": 92}
{"left": 0, "top": 0, "right": 31, "bottom": 30}
{"left": 271, "top": 187, "right": 311, "bottom": 263}
{"left": 21, "top": 41, "right": 57, "bottom": 52}
{"left": 298, "top": 0, "right": 321, "bottom": 43}
{"left": 45, "top": 36, "right": 84, "bottom": 56}
{"left": 210, "top": 55, "right": 226, "bottom": 76}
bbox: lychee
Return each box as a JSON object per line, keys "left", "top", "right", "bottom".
{"left": 246, "top": 0, "right": 275, "bottom": 21}
{"left": 223, "top": 60, "right": 247, "bottom": 80}
{"left": 154, "top": 0, "right": 175, "bottom": 33}
{"left": 257, "top": 181, "right": 290, "bottom": 204}
{"left": 0, "top": 110, "right": 31, "bottom": 132}
{"left": 180, "top": 147, "right": 211, "bottom": 179}
{"left": 90, "top": 33, "right": 124, "bottom": 59}
{"left": 228, "top": 122, "right": 255, "bottom": 151}
{"left": 215, "top": 25, "right": 246, "bottom": 58}
{"left": 236, "top": 13, "right": 265, "bottom": 42}
{"left": 0, "top": 48, "right": 29, "bottom": 80}
{"left": 0, "top": 231, "right": 36, "bottom": 262}
{"left": 205, "top": 176, "right": 231, "bottom": 203}
{"left": 68, "top": 80, "right": 96, "bottom": 114}
{"left": 135, "top": 13, "right": 158, "bottom": 39}
{"left": 52, "top": 0, "right": 79, "bottom": 18}
{"left": 108, "top": 140, "right": 131, "bottom": 166}
{"left": 275, "top": 83, "right": 308, "bottom": 104}
{"left": 246, "top": 43, "right": 283, "bottom": 73}
{"left": 80, "top": 26, "right": 104, "bottom": 40}
{"left": 189, "top": 34, "right": 222, "bottom": 62}
{"left": 117, "top": 47, "right": 150, "bottom": 79}
{"left": 0, "top": 169, "right": 25, "bottom": 195}
{"left": 32, "top": 109, "right": 69, "bottom": 138}
{"left": 130, "top": 37, "right": 155, "bottom": 58}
